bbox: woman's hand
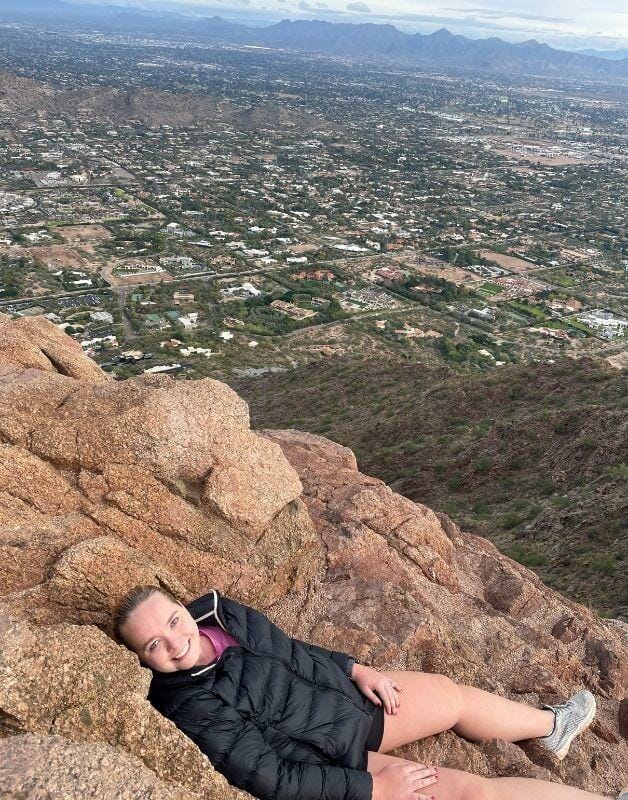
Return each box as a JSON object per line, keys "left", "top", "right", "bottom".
{"left": 351, "top": 664, "right": 402, "bottom": 715}
{"left": 372, "top": 761, "right": 438, "bottom": 800}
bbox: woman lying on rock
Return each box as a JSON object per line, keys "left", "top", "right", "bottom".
{"left": 113, "top": 585, "right": 617, "bottom": 800}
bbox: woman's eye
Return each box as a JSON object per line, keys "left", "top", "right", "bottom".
{"left": 171, "top": 616, "right": 178, "bottom": 627}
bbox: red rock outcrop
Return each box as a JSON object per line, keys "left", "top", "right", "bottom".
{"left": 0, "top": 313, "right": 109, "bottom": 382}
{"left": 0, "top": 318, "right": 626, "bottom": 797}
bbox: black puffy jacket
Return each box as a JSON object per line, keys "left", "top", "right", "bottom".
{"left": 148, "top": 590, "right": 377, "bottom": 800}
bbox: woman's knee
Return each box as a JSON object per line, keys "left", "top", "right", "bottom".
{"left": 432, "top": 673, "right": 465, "bottom": 718}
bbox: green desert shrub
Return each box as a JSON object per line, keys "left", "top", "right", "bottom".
{"left": 473, "top": 456, "right": 493, "bottom": 474}
{"left": 506, "top": 544, "right": 548, "bottom": 568}
{"left": 607, "top": 462, "right": 628, "bottom": 480}
{"left": 539, "top": 478, "right": 556, "bottom": 496}
{"left": 590, "top": 554, "right": 616, "bottom": 575}
{"left": 499, "top": 511, "right": 525, "bottom": 530}
{"left": 447, "top": 474, "right": 462, "bottom": 490}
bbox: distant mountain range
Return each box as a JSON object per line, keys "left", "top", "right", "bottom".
{"left": 577, "top": 48, "right": 628, "bottom": 61}
{"left": 3, "top": 0, "right": 628, "bottom": 81}
{"left": 223, "top": 20, "right": 628, "bottom": 80}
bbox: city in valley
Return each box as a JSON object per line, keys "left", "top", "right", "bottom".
{"left": 0, "top": 19, "right": 626, "bottom": 381}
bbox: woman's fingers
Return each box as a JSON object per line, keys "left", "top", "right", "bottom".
{"left": 388, "top": 684, "right": 400, "bottom": 714}
{"left": 389, "top": 762, "right": 439, "bottom": 797}
{"left": 364, "top": 687, "right": 382, "bottom": 706}
{"left": 401, "top": 764, "right": 438, "bottom": 784}
{"left": 412, "top": 772, "right": 438, "bottom": 789}
{"left": 407, "top": 765, "right": 438, "bottom": 789}
{"left": 374, "top": 683, "right": 391, "bottom": 714}
{"left": 409, "top": 766, "right": 437, "bottom": 779}
{"left": 377, "top": 682, "right": 400, "bottom": 714}
{"left": 368, "top": 678, "right": 403, "bottom": 714}
{"left": 387, "top": 685, "right": 398, "bottom": 714}
{"left": 411, "top": 774, "right": 438, "bottom": 788}
{"left": 384, "top": 685, "right": 394, "bottom": 714}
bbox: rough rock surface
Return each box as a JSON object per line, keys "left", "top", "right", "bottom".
{"left": 0, "top": 734, "right": 196, "bottom": 800}
{"left": 0, "top": 313, "right": 108, "bottom": 382}
{"left": 0, "top": 318, "right": 626, "bottom": 797}
{"left": 263, "top": 432, "right": 627, "bottom": 791}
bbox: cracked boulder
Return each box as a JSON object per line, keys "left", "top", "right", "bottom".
{"left": 0, "top": 313, "right": 109, "bottom": 382}
{"left": 0, "top": 318, "right": 319, "bottom": 630}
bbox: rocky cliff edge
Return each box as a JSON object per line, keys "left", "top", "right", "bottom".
{"left": 0, "top": 316, "right": 625, "bottom": 798}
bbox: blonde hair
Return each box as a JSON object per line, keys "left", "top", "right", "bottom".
{"left": 112, "top": 584, "right": 181, "bottom": 645}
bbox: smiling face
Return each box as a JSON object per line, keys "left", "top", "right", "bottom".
{"left": 119, "top": 591, "right": 202, "bottom": 673}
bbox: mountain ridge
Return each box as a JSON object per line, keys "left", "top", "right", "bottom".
{"left": 3, "top": 0, "right": 627, "bottom": 80}
{"left": 239, "top": 19, "right": 627, "bottom": 79}
{"left": 577, "top": 48, "right": 628, "bottom": 61}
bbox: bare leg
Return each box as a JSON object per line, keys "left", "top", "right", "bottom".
{"left": 379, "top": 671, "right": 556, "bottom": 752}
{"left": 367, "top": 751, "right": 610, "bottom": 800}
{"left": 454, "top": 683, "right": 555, "bottom": 742}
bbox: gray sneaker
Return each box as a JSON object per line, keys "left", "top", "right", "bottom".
{"left": 617, "top": 791, "right": 628, "bottom": 800}
{"left": 539, "top": 690, "right": 596, "bottom": 760}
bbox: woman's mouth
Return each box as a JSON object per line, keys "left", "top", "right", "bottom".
{"left": 172, "top": 639, "right": 190, "bottom": 661}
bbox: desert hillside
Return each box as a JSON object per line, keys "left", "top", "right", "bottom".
{"left": 0, "top": 69, "right": 331, "bottom": 132}
{"left": 235, "top": 355, "right": 627, "bottom": 618}
{"left": 0, "top": 315, "right": 626, "bottom": 797}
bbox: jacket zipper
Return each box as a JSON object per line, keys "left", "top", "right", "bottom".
{"left": 211, "top": 593, "right": 371, "bottom": 719}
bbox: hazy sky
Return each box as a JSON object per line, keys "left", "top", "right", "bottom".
{"left": 81, "top": 0, "right": 628, "bottom": 50}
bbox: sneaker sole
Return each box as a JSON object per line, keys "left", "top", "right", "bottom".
{"left": 553, "top": 696, "right": 596, "bottom": 761}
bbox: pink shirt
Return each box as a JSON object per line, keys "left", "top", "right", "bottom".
{"left": 198, "top": 625, "right": 239, "bottom": 663}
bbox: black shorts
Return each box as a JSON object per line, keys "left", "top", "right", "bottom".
{"left": 365, "top": 703, "right": 385, "bottom": 752}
